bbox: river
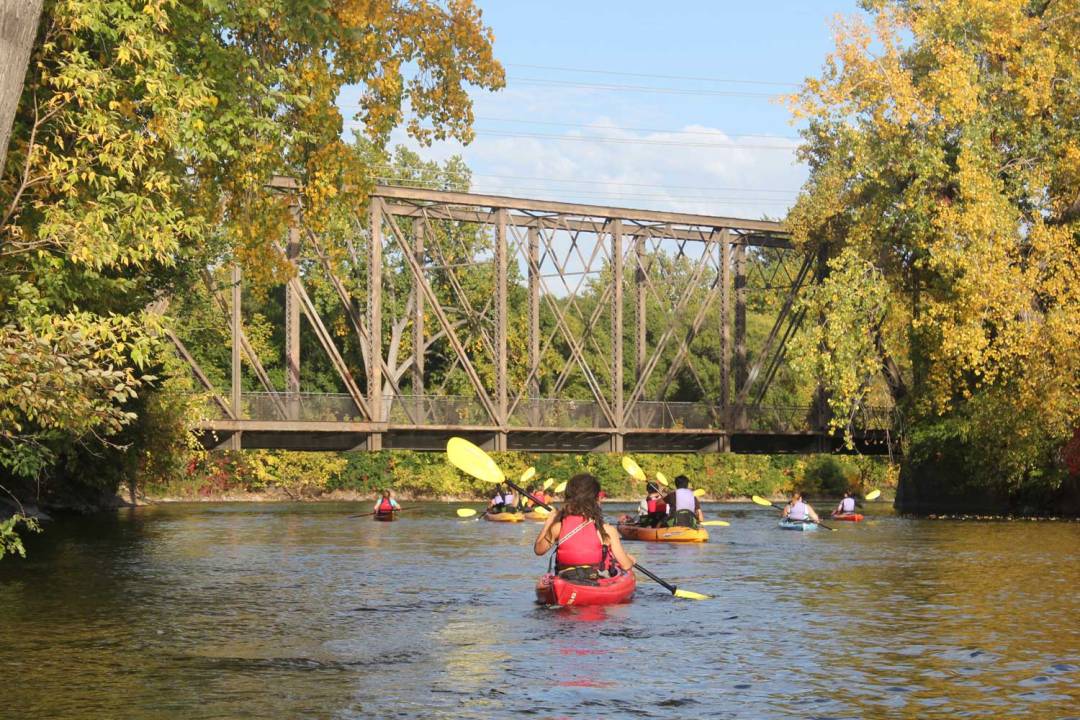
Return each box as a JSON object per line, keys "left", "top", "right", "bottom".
{"left": 1, "top": 502, "right": 1077, "bottom": 719}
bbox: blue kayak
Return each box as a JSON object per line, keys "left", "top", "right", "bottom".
{"left": 778, "top": 518, "right": 819, "bottom": 531}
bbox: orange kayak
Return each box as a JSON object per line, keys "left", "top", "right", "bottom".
{"left": 616, "top": 523, "right": 709, "bottom": 543}
{"left": 485, "top": 511, "right": 525, "bottom": 523}
{"left": 830, "top": 513, "right": 864, "bottom": 522}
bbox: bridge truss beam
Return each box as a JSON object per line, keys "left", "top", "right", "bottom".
{"left": 186, "top": 185, "right": 895, "bottom": 454}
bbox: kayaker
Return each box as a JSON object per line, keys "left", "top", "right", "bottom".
{"left": 524, "top": 484, "right": 550, "bottom": 509}
{"left": 636, "top": 482, "right": 667, "bottom": 527}
{"left": 373, "top": 490, "right": 400, "bottom": 517}
{"left": 533, "top": 473, "right": 636, "bottom": 583}
{"left": 489, "top": 485, "right": 516, "bottom": 514}
{"left": 782, "top": 491, "right": 821, "bottom": 523}
{"left": 663, "top": 475, "right": 704, "bottom": 528}
{"left": 834, "top": 491, "right": 858, "bottom": 516}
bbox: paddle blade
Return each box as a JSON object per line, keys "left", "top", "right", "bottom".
{"left": 542, "top": 478, "right": 554, "bottom": 490}
{"left": 531, "top": 506, "right": 551, "bottom": 517}
{"left": 655, "top": 471, "right": 669, "bottom": 487}
{"left": 520, "top": 467, "right": 537, "bottom": 483}
{"left": 621, "top": 456, "right": 646, "bottom": 481}
{"left": 554, "top": 480, "right": 568, "bottom": 493}
{"left": 751, "top": 495, "right": 775, "bottom": 507}
{"left": 693, "top": 488, "right": 706, "bottom": 497}
{"left": 674, "top": 588, "right": 710, "bottom": 600}
{"left": 700, "top": 520, "right": 730, "bottom": 527}
{"left": 446, "top": 437, "right": 505, "bottom": 484}
{"left": 456, "top": 508, "right": 478, "bottom": 518}
{"left": 864, "top": 489, "right": 881, "bottom": 501}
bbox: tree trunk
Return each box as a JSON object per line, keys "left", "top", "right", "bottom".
{"left": 0, "top": 0, "right": 43, "bottom": 181}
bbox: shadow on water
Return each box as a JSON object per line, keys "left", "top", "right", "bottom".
{"left": 1, "top": 501, "right": 1078, "bottom": 719}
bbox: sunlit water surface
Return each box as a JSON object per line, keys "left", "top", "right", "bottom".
{"left": 1, "top": 502, "right": 1077, "bottom": 719}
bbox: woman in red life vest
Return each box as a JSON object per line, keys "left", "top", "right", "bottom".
{"left": 532, "top": 474, "right": 636, "bottom": 584}
{"left": 373, "top": 490, "right": 400, "bottom": 518}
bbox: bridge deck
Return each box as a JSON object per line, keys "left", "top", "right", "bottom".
{"left": 194, "top": 394, "right": 896, "bottom": 455}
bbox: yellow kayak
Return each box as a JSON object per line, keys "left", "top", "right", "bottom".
{"left": 485, "top": 512, "right": 525, "bottom": 523}
{"left": 617, "top": 523, "right": 709, "bottom": 543}
{"left": 523, "top": 508, "right": 552, "bottom": 521}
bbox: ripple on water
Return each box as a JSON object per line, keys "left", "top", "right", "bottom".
{"left": 1, "top": 502, "right": 1078, "bottom": 720}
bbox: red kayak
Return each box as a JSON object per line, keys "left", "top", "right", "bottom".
{"left": 830, "top": 513, "right": 864, "bottom": 522}
{"left": 535, "top": 571, "right": 636, "bottom": 607}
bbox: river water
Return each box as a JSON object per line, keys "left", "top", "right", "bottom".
{"left": 1, "top": 502, "right": 1077, "bottom": 719}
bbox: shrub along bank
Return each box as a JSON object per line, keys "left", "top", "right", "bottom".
{"left": 152, "top": 451, "right": 897, "bottom": 502}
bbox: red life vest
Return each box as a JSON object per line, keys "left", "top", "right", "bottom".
{"left": 555, "top": 515, "right": 603, "bottom": 567}
{"left": 377, "top": 498, "right": 394, "bottom": 513}
{"left": 646, "top": 497, "right": 667, "bottom": 514}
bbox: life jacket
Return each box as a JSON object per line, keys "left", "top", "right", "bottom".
{"left": 377, "top": 498, "right": 394, "bottom": 513}
{"left": 673, "top": 487, "right": 696, "bottom": 512}
{"left": 788, "top": 500, "right": 808, "bottom": 521}
{"left": 646, "top": 496, "right": 667, "bottom": 514}
{"left": 555, "top": 515, "right": 604, "bottom": 569}
{"left": 840, "top": 497, "right": 856, "bottom": 513}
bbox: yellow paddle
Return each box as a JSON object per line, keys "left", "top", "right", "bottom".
{"left": 447, "top": 438, "right": 708, "bottom": 600}
{"left": 693, "top": 488, "right": 706, "bottom": 497}
{"left": 751, "top": 495, "right": 836, "bottom": 532}
{"left": 700, "top": 520, "right": 730, "bottom": 527}
{"left": 553, "top": 480, "right": 567, "bottom": 494}
{"left": 655, "top": 471, "right": 670, "bottom": 487}
{"left": 456, "top": 508, "right": 479, "bottom": 518}
{"left": 542, "top": 478, "right": 554, "bottom": 491}
{"left": 621, "top": 456, "right": 646, "bottom": 482}
{"left": 520, "top": 467, "right": 537, "bottom": 483}
{"left": 864, "top": 489, "right": 881, "bottom": 501}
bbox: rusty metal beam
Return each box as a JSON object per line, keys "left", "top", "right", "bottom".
{"left": 229, "top": 264, "right": 242, "bottom": 449}
{"left": 611, "top": 219, "right": 624, "bottom": 452}
{"left": 381, "top": 203, "right": 791, "bottom": 248}
{"left": 377, "top": 197, "right": 500, "bottom": 424}
{"left": 495, "top": 208, "right": 509, "bottom": 450}
{"left": 373, "top": 184, "right": 785, "bottom": 234}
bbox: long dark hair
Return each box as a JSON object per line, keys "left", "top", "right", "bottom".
{"left": 557, "top": 474, "right": 605, "bottom": 536}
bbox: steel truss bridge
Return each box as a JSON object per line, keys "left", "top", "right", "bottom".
{"left": 172, "top": 183, "right": 897, "bottom": 454}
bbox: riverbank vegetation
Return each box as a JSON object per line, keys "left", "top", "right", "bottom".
{"left": 146, "top": 449, "right": 896, "bottom": 503}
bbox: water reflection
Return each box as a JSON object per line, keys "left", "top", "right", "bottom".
{"left": 0, "top": 503, "right": 1076, "bottom": 719}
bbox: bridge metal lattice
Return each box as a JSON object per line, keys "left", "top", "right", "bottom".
{"left": 176, "top": 184, "right": 896, "bottom": 454}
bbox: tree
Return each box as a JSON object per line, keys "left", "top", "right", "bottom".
{"left": 786, "top": 0, "right": 1080, "bottom": 493}
{"left": 0, "top": 0, "right": 503, "bottom": 506}
{"left": 0, "top": 0, "right": 44, "bottom": 179}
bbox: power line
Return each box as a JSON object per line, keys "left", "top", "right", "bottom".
{"left": 472, "top": 129, "right": 796, "bottom": 150}
{"left": 361, "top": 164, "right": 801, "bottom": 195}
{"left": 370, "top": 176, "right": 795, "bottom": 205}
{"left": 344, "top": 120, "right": 797, "bottom": 150}
{"left": 507, "top": 76, "right": 782, "bottom": 98}
{"left": 474, "top": 116, "right": 800, "bottom": 141}
{"left": 505, "top": 62, "right": 801, "bottom": 88}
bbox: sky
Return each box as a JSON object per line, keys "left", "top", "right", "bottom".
{"left": 343, "top": 1, "right": 864, "bottom": 221}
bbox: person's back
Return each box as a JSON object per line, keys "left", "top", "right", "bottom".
{"left": 836, "top": 494, "right": 856, "bottom": 514}
{"left": 533, "top": 474, "right": 637, "bottom": 584}
{"left": 784, "top": 492, "right": 820, "bottom": 523}
{"left": 664, "top": 476, "right": 702, "bottom": 528}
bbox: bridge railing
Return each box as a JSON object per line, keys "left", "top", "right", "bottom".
{"left": 201, "top": 392, "right": 897, "bottom": 435}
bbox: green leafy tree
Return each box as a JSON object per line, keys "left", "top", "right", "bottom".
{"left": 786, "top": 0, "right": 1080, "bottom": 497}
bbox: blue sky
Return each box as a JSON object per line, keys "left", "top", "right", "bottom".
{"left": 350, "top": 1, "right": 864, "bottom": 219}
